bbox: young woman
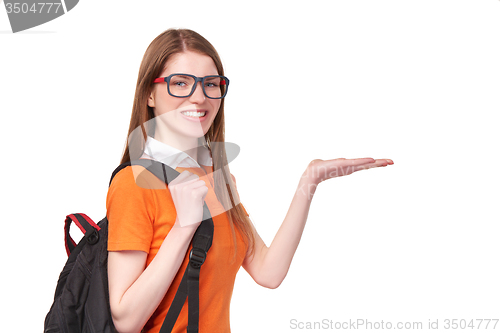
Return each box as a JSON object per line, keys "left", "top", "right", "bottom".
{"left": 106, "top": 28, "right": 393, "bottom": 333}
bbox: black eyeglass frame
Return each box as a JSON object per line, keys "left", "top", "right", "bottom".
{"left": 153, "top": 73, "right": 230, "bottom": 100}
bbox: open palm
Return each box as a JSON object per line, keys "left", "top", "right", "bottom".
{"left": 303, "top": 158, "right": 394, "bottom": 185}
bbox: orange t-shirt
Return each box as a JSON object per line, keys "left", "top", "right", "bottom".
{"left": 106, "top": 163, "right": 249, "bottom": 333}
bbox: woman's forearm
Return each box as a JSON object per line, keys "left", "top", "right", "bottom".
{"left": 257, "top": 174, "right": 317, "bottom": 288}
{"left": 109, "top": 222, "right": 197, "bottom": 333}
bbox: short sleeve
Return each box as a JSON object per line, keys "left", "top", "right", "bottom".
{"left": 106, "top": 166, "right": 156, "bottom": 253}
{"left": 230, "top": 173, "right": 249, "bottom": 217}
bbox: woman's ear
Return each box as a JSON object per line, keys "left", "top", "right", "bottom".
{"left": 148, "top": 92, "right": 155, "bottom": 108}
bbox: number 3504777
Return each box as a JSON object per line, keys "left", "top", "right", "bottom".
{"left": 5, "top": 3, "right": 62, "bottom": 14}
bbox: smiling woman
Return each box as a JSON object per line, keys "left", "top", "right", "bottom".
{"left": 105, "top": 28, "right": 393, "bottom": 333}
{"left": 107, "top": 28, "right": 257, "bottom": 333}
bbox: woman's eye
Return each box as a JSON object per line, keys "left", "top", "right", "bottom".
{"left": 171, "top": 81, "right": 191, "bottom": 90}
{"left": 205, "top": 82, "right": 219, "bottom": 88}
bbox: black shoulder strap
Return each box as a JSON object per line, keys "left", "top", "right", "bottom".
{"left": 109, "top": 158, "right": 180, "bottom": 186}
{"left": 110, "top": 159, "right": 214, "bottom": 333}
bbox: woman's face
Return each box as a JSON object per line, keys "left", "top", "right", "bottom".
{"left": 148, "top": 50, "right": 222, "bottom": 141}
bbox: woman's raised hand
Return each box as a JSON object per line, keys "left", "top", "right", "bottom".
{"left": 168, "top": 170, "right": 209, "bottom": 227}
{"left": 303, "top": 158, "right": 394, "bottom": 185}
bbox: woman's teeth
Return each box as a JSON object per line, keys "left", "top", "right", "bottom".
{"left": 182, "top": 111, "right": 206, "bottom": 118}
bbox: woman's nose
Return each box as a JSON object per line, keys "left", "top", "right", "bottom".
{"left": 189, "top": 82, "right": 206, "bottom": 103}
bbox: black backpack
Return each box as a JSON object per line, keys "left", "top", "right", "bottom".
{"left": 44, "top": 159, "right": 214, "bottom": 333}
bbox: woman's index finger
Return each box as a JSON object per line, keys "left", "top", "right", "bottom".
{"left": 346, "top": 158, "right": 376, "bottom": 166}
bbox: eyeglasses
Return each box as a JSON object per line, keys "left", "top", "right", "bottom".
{"left": 153, "top": 73, "right": 229, "bottom": 99}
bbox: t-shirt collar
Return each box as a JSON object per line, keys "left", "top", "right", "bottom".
{"left": 143, "top": 136, "right": 213, "bottom": 169}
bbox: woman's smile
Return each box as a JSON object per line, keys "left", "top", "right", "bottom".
{"left": 180, "top": 109, "right": 208, "bottom": 121}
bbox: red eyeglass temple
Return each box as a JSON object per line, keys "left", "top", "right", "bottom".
{"left": 153, "top": 77, "right": 226, "bottom": 85}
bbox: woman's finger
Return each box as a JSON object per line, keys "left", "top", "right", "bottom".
{"left": 354, "top": 159, "right": 390, "bottom": 171}
{"left": 193, "top": 184, "right": 209, "bottom": 196}
{"left": 346, "top": 158, "right": 376, "bottom": 166}
{"left": 368, "top": 158, "right": 393, "bottom": 165}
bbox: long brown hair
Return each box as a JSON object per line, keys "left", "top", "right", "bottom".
{"left": 119, "top": 28, "right": 255, "bottom": 258}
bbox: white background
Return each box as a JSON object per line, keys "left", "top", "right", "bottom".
{"left": 1, "top": 0, "right": 499, "bottom": 332}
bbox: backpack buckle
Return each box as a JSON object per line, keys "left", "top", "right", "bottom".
{"left": 86, "top": 229, "right": 100, "bottom": 245}
{"left": 189, "top": 248, "right": 206, "bottom": 268}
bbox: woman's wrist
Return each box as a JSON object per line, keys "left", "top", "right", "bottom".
{"left": 297, "top": 165, "right": 321, "bottom": 199}
{"left": 296, "top": 176, "right": 318, "bottom": 200}
{"left": 171, "top": 217, "right": 200, "bottom": 237}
